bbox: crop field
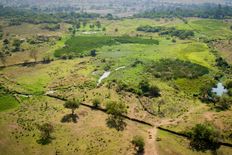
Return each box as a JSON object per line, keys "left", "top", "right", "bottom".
{"left": 0, "top": 16, "right": 232, "bottom": 155}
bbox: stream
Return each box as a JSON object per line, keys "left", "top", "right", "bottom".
{"left": 97, "top": 66, "right": 126, "bottom": 86}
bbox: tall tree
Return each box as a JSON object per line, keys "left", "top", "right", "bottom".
{"left": 106, "top": 101, "right": 127, "bottom": 131}
{"left": 64, "top": 99, "right": 80, "bottom": 115}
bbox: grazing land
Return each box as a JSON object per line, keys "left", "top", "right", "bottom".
{"left": 0, "top": 4, "right": 232, "bottom": 155}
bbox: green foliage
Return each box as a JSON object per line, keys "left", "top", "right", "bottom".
{"left": 12, "top": 39, "right": 22, "bottom": 52}
{"left": 132, "top": 135, "right": 145, "bottom": 153}
{"left": 137, "top": 25, "right": 194, "bottom": 39}
{"left": 106, "top": 101, "right": 127, "bottom": 116}
{"left": 64, "top": 99, "right": 80, "bottom": 115}
{"left": 139, "top": 80, "right": 161, "bottom": 97}
{"left": 106, "top": 101, "right": 127, "bottom": 131}
{"left": 37, "top": 123, "right": 54, "bottom": 145}
{"left": 0, "top": 6, "right": 100, "bottom": 25}
{"left": 54, "top": 36, "right": 159, "bottom": 57}
{"left": 225, "top": 80, "right": 232, "bottom": 89}
{"left": 90, "top": 49, "right": 97, "bottom": 57}
{"left": 228, "top": 88, "right": 232, "bottom": 97}
{"left": 134, "top": 4, "right": 232, "bottom": 19}
{"left": 92, "top": 98, "right": 101, "bottom": 108}
{"left": 215, "top": 95, "right": 232, "bottom": 111}
{"left": 188, "top": 123, "right": 221, "bottom": 152}
{"left": 0, "top": 86, "right": 19, "bottom": 111}
{"left": 216, "top": 57, "right": 230, "bottom": 69}
{"left": 41, "top": 24, "right": 60, "bottom": 31}
{"left": 148, "top": 59, "right": 209, "bottom": 80}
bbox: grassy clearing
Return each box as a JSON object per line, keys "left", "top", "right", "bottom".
{"left": 0, "top": 95, "right": 18, "bottom": 111}
{"left": 0, "top": 96, "right": 148, "bottom": 155}
{"left": 157, "top": 129, "right": 232, "bottom": 155}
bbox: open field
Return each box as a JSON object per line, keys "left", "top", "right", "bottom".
{"left": 0, "top": 16, "right": 232, "bottom": 155}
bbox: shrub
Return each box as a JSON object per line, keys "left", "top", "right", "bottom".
{"left": 188, "top": 123, "right": 221, "bottom": 152}
{"left": 92, "top": 98, "right": 101, "bottom": 108}
{"left": 132, "top": 135, "right": 145, "bottom": 153}
{"left": 226, "top": 80, "right": 232, "bottom": 89}
{"left": 215, "top": 95, "right": 232, "bottom": 111}
{"left": 106, "top": 101, "right": 127, "bottom": 131}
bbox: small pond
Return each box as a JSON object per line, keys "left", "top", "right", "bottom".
{"left": 212, "top": 82, "right": 228, "bottom": 96}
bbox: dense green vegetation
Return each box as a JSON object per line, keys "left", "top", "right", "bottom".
{"left": 54, "top": 36, "right": 159, "bottom": 57}
{"left": 188, "top": 123, "right": 221, "bottom": 152}
{"left": 148, "top": 59, "right": 209, "bottom": 80}
{"left": 135, "top": 4, "right": 232, "bottom": 19}
{"left": 0, "top": 3, "right": 232, "bottom": 154}
{"left": 0, "top": 5, "right": 100, "bottom": 25}
{"left": 137, "top": 25, "right": 194, "bottom": 39}
{"left": 0, "top": 86, "right": 19, "bottom": 111}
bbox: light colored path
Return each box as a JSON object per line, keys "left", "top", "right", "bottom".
{"left": 145, "top": 127, "right": 158, "bottom": 155}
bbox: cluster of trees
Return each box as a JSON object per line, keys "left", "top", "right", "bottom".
{"left": 69, "top": 20, "right": 102, "bottom": 36}
{"left": 134, "top": 4, "right": 232, "bottom": 19}
{"left": 41, "top": 24, "right": 60, "bottom": 31}
{"left": 0, "top": 5, "right": 100, "bottom": 25}
{"left": 137, "top": 25, "right": 194, "bottom": 39}
{"left": 199, "top": 79, "right": 232, "bottom": 111}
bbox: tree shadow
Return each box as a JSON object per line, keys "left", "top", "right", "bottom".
{"left": 61, "top": 114, "right": 79, "bottom": 123}
{"left": 189, "top": 140, "right": 220, "bottom": 152}
{"left": 106, "top": 115, "right": 126, "bottom": 131}
{"left": 134, "top": 150, "right": 144, "bottom": 155}
{"left": 36, "top": 137, "right": 55, "bottom": 145}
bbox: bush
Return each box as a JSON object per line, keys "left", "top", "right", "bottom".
{"left": 215, "top": 95, "right": 232, "bottom": 111}
{"left": 188, "top": 123, "right": 221, "bottom": 152}
{"left": 132, "top": 135, "right": 145, "bottom": 153}
{"left": 226, "top": 80, "right": 232, "bottom": 89}
{"left": 92, "top": 98, "right": 101, "bottom": 108}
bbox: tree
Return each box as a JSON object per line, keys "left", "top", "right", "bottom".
{"left": 64, "top": 99, "right": 80, "bottom": 115}
{"left": 149, "top": 85, "right": 161, "bottom": 97}
{"left": 12, "top": 39, "right": 21, "bottom": 52}
{"left": 92, "top": 98, "right": 101, "bottom": 108}
{"left": 82, "top": 20, "right": 87, "bottom": 28}
{"left": 72, "top": 28, "right": 76, "bottom": 36}
{"left": 132, "top": 135, "right": 145, "bottom": 153}
{"left": 29, "top": 50, "right": 38, "bottom": 62}
{"left": 188, "top": 123, "right": 221, "bottom": 152}
{"left": 89, "top": 24, "right": 95, "bottom": 31}
{"left": 75, "top": 21, "right": 81, "bottom": 30}
{"left": 106, "top": 101, "right": 127, "bottom": 131}
{"left": 96, "top": 21, "right": 101, "bottom": 29}
{"left": 0, "top": 51, "right": 7, "bottom": 66}
{"left": 37, "top": 123, "right": 54, "bottom": 145}
{"left": 90, "top": 49, "right": 97, "bottom": 57}
{"left": 216, "top": 95, "right": 232, "bottom": 111}
{"left": 3, "top": 39, "right": 9, "bottom": 45}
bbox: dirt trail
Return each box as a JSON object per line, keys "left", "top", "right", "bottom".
{"left": 145, "top": 127, "right": 158, "bottom": 155}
